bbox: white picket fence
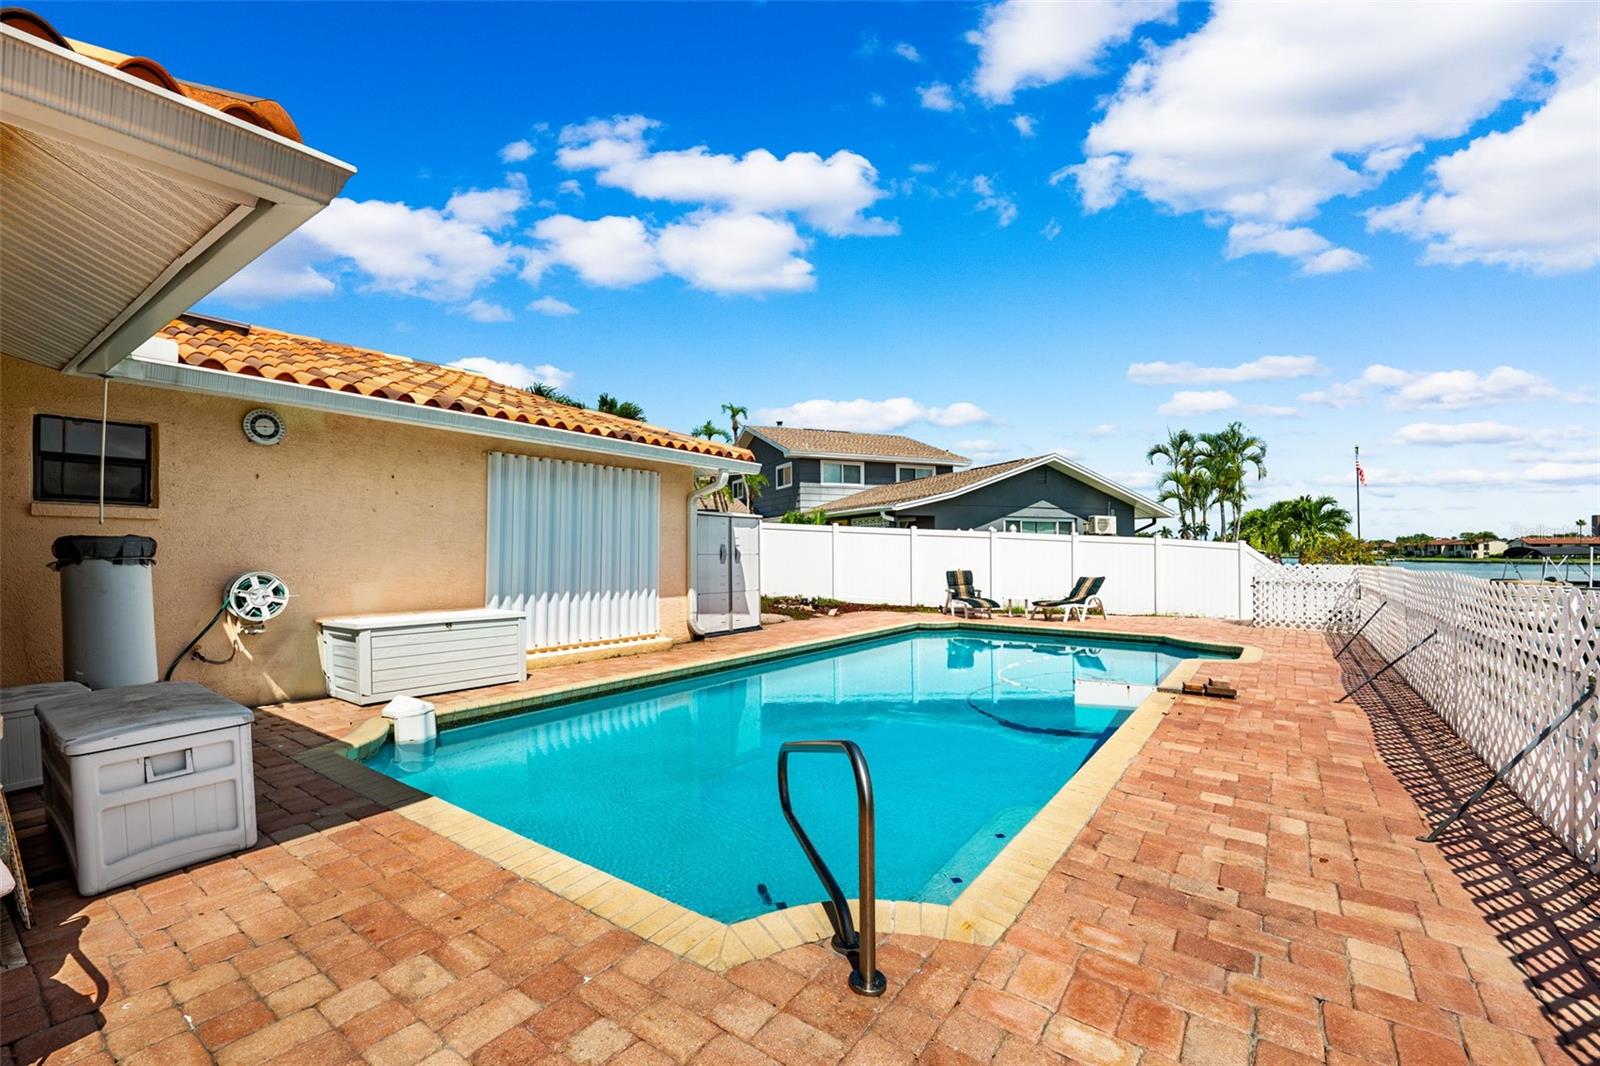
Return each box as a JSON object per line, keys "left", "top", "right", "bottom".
{"left": 1259, "top": 564, "right": 1600, "bottom": 868}
{"left": 758, "top": 524, "right": 1277, "bottom": 620}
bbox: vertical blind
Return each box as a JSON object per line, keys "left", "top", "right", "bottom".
{"left": 486, "top": 453, "right": 660, "bottom": 649}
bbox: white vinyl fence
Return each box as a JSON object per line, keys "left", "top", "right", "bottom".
{"left": 1257, "top": 564, "right": 1600, "bottom": 868}
{"left": 759, "top": 524, "right": 1277, "bottom": 620}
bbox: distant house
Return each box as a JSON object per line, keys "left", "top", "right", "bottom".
{"left": 736, "top": 425, "right": 969, "bottom": 518}
{"left": 813, "top": 454, "right": 1170, "bottom": 536}
{"left": 1416, "top": 538, "right": 1505, "bottom": 559}
{"left": 1511, "top": 536, "right": 1600, "bottom": 554}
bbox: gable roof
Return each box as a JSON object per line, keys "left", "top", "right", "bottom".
{"left": 152, "top": 315, "right": 754, "bottom": 463}
{"left": 739, "top": 425, "right": 968, "bottom": 465}
{"left": 822, "top": 453, "right": 1172, "bottom": 520}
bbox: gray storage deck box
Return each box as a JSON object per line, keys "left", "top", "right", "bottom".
{"left": 37, "top": 681, "right": 257, "bottom": 896}
{"left": 0, "top": 682, "right": 89, "bottom": 792}
{"left": 317, "top": 608, "right": 528, "bottom": 705}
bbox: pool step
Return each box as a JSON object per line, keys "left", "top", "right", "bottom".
{"left": 918, "top": 805, "right": 1034, "bottom": 900}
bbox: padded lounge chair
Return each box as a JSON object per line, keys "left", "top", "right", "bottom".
{"left": 945, "top": 570, "right": 1000, "bottom": 618}
{"left": 1030, "top": 576, "right": 1105, "bottom": 621}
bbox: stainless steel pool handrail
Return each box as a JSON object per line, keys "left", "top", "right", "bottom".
{"left": 776, "top": 739, "right": 886, "bottom": 997}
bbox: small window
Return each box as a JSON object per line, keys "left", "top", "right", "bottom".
{"left": 775, "top": 463, "right": 793, "bottom": 489}
{"left": 33, "top": 415, "right": 153, "bottom": 506}
{"left": 897, "top": 465, "right": 935, "bottom": 482}
{"left": 1007, "top": 519, "right": 1076, "bottom": 535}
{"left": 821, "top": 461, "right": 863, "bottom": 485}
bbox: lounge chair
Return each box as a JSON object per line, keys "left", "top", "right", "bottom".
{"left": 945, "top": 570, "right": 1000, "bottom": 618}
{"left": 1030, "top": 576, "right": 1105, "bottom": 621}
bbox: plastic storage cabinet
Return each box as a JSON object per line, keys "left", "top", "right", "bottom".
{"left": 318, "top": 608, "right": 528, "bottom": 705}
{"left": 0, "top": 682, "right": 89, "bottom": 792}
{"left": 35, "top": 681, "right": 257, "bottom": 896}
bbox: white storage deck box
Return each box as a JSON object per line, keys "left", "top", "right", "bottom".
{"left": 36, "top": 682, "right": 257, "bottom": 896}
{"left": 318, "top": 608, "right": 528, "bottom": 706}
{"left": 0, "top": 682, "right": 88, "bottom": 792}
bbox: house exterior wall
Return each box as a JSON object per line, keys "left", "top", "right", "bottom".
{"left": 0, "top": 355, "right": 696, "bottom": 707}
{"left": 746, "top": 438, "right": 955, "bottom": 518}
{"left": 854, "top": 466, "right": 1136, "bottom": 534}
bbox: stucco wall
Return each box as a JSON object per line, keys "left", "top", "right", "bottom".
{"left": 1, "top": 355, "right": 697, "bottom": 707}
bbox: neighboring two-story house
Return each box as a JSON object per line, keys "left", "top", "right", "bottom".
{"left": 736, "top": 425, "right": 1170, "bottom": 536}
{"left": 736, "top": 425, "right": 969, "bottom": 517}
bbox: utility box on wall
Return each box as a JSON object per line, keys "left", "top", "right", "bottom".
{"left": 318, "top": 608, "right": 528, "bottom": 705}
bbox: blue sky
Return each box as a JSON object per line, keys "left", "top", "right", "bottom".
{"left": 67, "top": 2, "right": 1599, "bottom": 537}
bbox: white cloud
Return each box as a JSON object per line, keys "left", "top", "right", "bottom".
{"left": 1224, "top": 222, "right": 1368, "bottom": 275}
{"left": 1158, "top": 389, "right": 1236, "bottom": 416}
{"left": 1041, "top": 218, "right": 1062, "bottom": 241}
{"left": 1322, "top": 462, "right": 1599, "bottom": 488}
{"left": 555, "top": 115, "right": 894, "bottom": 236}
{"left": 445, "top": 176, "right": 529, "bottom": 230}
{"left": 525, "top": 215, "right": 662, "bottom": 288}
{"left": 754, "top": 397, "right": 993, "bottom": 433}
{"left": 869, "top": 92, "right": 888, "bottom": 108}
{"left": 1301, "top": 364, "right": 1563, "bottom": 410}
{"left": 1128, "top": 354, "right": 1324, "bottom": 385}
{"left": 219, "top": 197, "right": 518, "bottom": 306}
{"left": 657, "top": 213, "right": 815, "bottom": 293}
{"left": 910, "top": 162, "right": 938, "bottom": 175}
{"left": 1087, "top": 423, "right": 1117, "bottom": 437}
{"left": 1390, "top": 421, "right": 1530, "bottom": 445}
{"left": 1012, "top": 114, "right": 1036, "bottom": 138}
{"left": 894, "top": 42, "right": 922, "bottom": 63}
{"left": 528, "top": 296, "right": 579, "bottom": 316}
{"left": 1067, "top": 2, "right": 1593, "bottom": 271}
{"left": 459, "top": 299, "right": 512, "bottom": 323}
{"left": 557, "top": 179, "right": 583, "bottom": 197}
{"left": 968, "top": 0, "right": 1176, "bottom": 104}
{"left": 498, "top": 139, "right": 536, "bottom": 164}
{"left": 1366, "top": 71, "right": 1600, "bottom": 274}
{"left": 450, "top": 357, "right": 573, "bottom": 391}
{"left": 972, "top": 175, "right": 1018, "bottom": 227}
{"left": 954, "top": 438, "right": 1011, "bottom": 462}
{"left": 918, "top": 82, "right": 960, "bottom": 112}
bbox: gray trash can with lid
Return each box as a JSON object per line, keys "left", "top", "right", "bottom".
{"left": 36, "top": 681, "right": 257, "bottom": 895}
{"left": 50, "top": 535, "right": 158, "bottom": 690}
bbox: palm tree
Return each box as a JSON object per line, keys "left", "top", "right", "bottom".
{"left": 597, "top": 393, "right": 645, "bottom": 421}
{"left": 1199, "top": 422, "right": 1267, "bottom": 540}
{"left": 721, "top": 403, "right": 749, "bottom": 438}
{"left": 1239, "top": 495, "right": 1350, "bottom": 557}
{"left": 692, "top": 420, "right": 731, "bottom": 442}
{"left": 525, "top": 382, "right": 584, "bottom": 408}
{"left": 1285, "top": 495, "right": 1350, "bottom": 551}
{"left": 1147, "top": 429, "right": 1207, "bottom": 538}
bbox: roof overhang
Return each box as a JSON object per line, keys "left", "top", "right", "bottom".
{"left": 738, "top": 427, "right": 970, "bottom": 468}
{"left": 827, "top": 453, "right": 1174, "bottom": 519}
{"left": 0, "top": 24, "right": 355, "bottom": 376}
{"left": 110, "top": 351, "right": 761, "bottom": 475}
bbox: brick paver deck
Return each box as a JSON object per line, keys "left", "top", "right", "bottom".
{"left": 2, "top": 614, "right": 1590, "bottom": 1065}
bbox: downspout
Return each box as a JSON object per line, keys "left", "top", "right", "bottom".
{"left": 686, "top": 471, "right": 731, "bottom": 638}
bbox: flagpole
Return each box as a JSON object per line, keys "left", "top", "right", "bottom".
{"left": 1355, "top": 445, "right": 1362, "bottom": 541}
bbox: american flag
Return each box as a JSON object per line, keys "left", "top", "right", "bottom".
{"left": 1356, "top": 460, "right": 1367, "bottom": 485}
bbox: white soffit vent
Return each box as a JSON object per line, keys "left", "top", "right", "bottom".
{"left": 1, "top": 124, "right": 241, "bottom": 369}
{"left": 0, "top": 24, "right": 354, "bottom": 375}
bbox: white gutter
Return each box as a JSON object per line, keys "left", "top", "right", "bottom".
{"left": 110, "top": 356, "right": 761, "bottom": 475}
{"left": 686, "top": 472, "right": 732, "bottom": 638}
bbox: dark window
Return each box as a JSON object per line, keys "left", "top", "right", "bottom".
{"left": 33, "top": 415, "right": 153, "bottom": 506}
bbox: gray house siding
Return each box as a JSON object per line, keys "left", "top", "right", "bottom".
{"left": 855, "top": 467, "right": 1136, "bottom": 534}
{"left": 746, "top": 439, "right": 954, "bottom": 517}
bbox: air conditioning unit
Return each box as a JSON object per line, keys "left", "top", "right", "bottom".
{"left": 1088, "top": 515, "right": 1117, "bottom": 535}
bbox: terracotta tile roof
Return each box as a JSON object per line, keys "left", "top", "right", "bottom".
{"left": 1518, "top": 536, "right": 1600, "bottom": 547}
{"left": 823, "top": 456, "right": 1038, "bottom": 514}
{"left": 157, "top": 315, "right": 754, "bottom": 463}
{"left": 742, "top": 425, "right": 968, "bottom": 464}
{"left": 2, "top": 8, "right": 304, "bottom": 142}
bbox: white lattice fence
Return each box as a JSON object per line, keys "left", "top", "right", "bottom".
{"left": 1251, "top": 565, "right": 1361, "bottom": 629}
{"left": 1353, "top": 568, "right": 1600, "bottom": 868}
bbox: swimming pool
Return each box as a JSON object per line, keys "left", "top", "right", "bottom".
{"left": 365, "top": 628, "right": 1229, "bottom": 923}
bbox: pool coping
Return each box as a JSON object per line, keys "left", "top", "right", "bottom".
{"left": 294, "top": 618, "right": 1262, "bottom": 971}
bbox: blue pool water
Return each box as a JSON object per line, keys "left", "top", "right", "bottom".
{"left": 366, "top": 629, "right": 1226, "bottom": 922}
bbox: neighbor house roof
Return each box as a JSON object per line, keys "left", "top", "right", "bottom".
{"left": 822, "top": 453, "right": 1172, "bottom": 520}
{"left": 739, "top": 425, "right": 968, "bottom": 465}
{"left": 2, "top": 8, "right": 303, "bottom": 141}
{"left": 153, "top": 315, "right": 754, "bottom": 463}
{"left": 1515, "top": 536, "right": 1600, "bottom": 547}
